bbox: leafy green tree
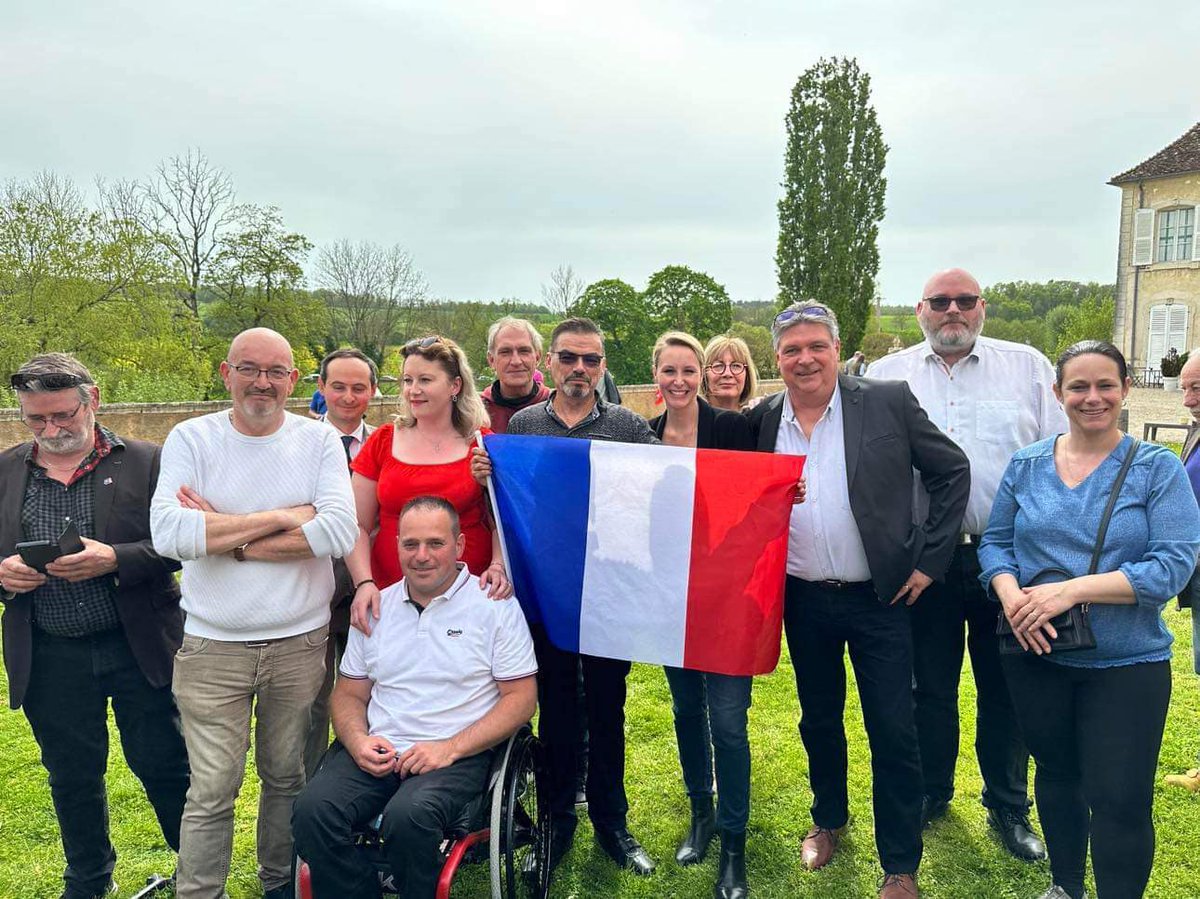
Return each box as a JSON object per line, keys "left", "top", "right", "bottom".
{"left": 727, "top": 322, "right": 778, "bottom": 379}
{"left": 1054, "top": 296, "right": 1115, "bottom": 358}
{"left": 643, "top": 265, "right": 733, "bottom": 340}
{"left": 570, "top": 279, "right": 656, "bottom": 385}
{"left": 205, "top": 205, "right": 327, "bottom": 355}
{"left": 776, "top": 57, "right": 887, "bottom": 354}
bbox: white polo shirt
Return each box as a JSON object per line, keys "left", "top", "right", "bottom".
{"left": 339, "top": 564, "right": 537, "bottom": 754}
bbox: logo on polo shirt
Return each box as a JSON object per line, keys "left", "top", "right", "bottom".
{"left": 446, "top": 628, "right": 463, "bottom": 638}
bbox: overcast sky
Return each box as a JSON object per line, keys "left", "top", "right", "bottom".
{"left": 2, "top": 1, "right": 1197, "bottom": 307}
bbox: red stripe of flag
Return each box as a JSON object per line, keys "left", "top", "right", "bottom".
{"left": 682, "top": 448, "right": 805, "bottom": 676}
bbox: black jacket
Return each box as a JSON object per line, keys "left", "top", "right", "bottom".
{"left": 648, "top": 398, "right": 755, "bottom": 451}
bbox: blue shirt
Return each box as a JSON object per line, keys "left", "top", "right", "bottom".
{"left": 979, "top": 435, "right": 1200, "bottom": 668}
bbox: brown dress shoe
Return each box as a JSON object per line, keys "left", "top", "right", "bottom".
{"left": 879, "top": 872, "right": 919, "bottom": 898}
{"left": 800, "top": 825, "right": 845, "bottom": 870}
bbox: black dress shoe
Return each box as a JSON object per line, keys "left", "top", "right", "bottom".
{"left": 676, "top": 796, "right": 716, "bottom": 865}
{"left": 595, "top": 827, "right": 656, "bottom": 875}
{"left": 988, "top": 807, "right": 1047, "bottom": 862}
{"left": 921, "top": 796, "right": 950, "bottom": 828}
{"left": 714, "top": 830, "right": 748, "bottom": 899}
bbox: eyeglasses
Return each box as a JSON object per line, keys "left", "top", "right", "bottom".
{"left": 923, "top": 294, "right": 980, "bottom": 312}
{"left": 706, "top": 361, "right": 746, "bottom": 375}
{"left": 10, "top": 372, "right": 91, "bottom": 391}
{"left": 552, "top": 351, "right": 605, "bottom": 369}
{"left": 774, "top": 304, "right": 833, "bottom": 327}
{"left": 403, "top": 336, "right": 443, "bottom": 355}
{"left": 21, "top": 402, "right": 84, "bottom": 431}
{"left": 227, "top": 363, "right": 294, "bottom": 382}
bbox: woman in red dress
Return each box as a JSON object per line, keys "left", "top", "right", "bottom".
{"left": 347, "top": 336, "right": 510, "bottom": 633}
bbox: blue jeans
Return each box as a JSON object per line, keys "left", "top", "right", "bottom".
{"left": 663, "top": 666, "right": 753, "bottom": 833}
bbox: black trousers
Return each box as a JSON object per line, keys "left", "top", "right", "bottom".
{"left": 22, "top": 629, "right": 190, "bottom": 898}
{"left": 910, "top": 544, "right": 1030, "bottom": 810}
{"left": 531, "top": 623, "right": 631, "bottom": 836}
{"left": 292, "top": 742, "right": 493, "bottom": 899}
{"left": 784, "top": 577, "right": 923, "bottom": 874}
{"left": 1002, "top": 655, "right": 1170, "bottom": 899}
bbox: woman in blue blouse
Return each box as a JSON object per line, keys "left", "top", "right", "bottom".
{"left": 979, "top": 340, "right": 1200, "bottom": 899}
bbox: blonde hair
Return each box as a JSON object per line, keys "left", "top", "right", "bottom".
{"left": 395, "top": 336, "right": 489, "bottom": 437}
{"left": 651, "top": 331, "right": 705, "bottom": 372}
{"left": 701, "top": 334, "right": 759, "bottom": 406}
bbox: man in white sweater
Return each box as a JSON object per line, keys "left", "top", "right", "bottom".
{"left": 151, "top": 328, "right": 358, "bottom": 899}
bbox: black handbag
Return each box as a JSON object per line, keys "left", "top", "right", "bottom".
{"left": 996, "top": 438, "right": 1140, "bottom": 655}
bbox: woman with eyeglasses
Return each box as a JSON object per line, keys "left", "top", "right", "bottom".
{"left": 347, "top": 336, "right": 511, "bottom": 635}
{"left": 979, "top": 340, "right": 1200, "bottom": 899}
{"left": 701, "top": 335, "right": 760, "bottom": 412}
{"left": 648, "top": 331, "right": 757, "bottom": 899}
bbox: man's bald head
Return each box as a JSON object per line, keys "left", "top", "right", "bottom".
{"left": 1180, "top": 352, "right": 1200, "bottom": 423}
{"left": 921, "top": 268, "right": 981, "bottom": 300}
{"left": 228, "top": 328, "right": 295, "bottom": 368}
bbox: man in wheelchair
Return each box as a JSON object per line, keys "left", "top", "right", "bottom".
{"left": 293, "top": 496, "right": 538, "bottom": 898}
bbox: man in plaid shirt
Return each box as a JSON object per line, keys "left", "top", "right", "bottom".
{"left": 0, "top": 353, "right": 189, "bottom": 899}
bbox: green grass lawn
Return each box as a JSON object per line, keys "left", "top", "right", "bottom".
{"left": 2, "top": 610, "right": 1198, "bottom": 898}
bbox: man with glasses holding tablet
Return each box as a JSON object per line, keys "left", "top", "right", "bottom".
{"left": 0, "top": 353, "right": 190, "bottom": 899}
{"left": 151, "top": 328, "right": 358, "bottom": 899}
{"left": 472, "top": 317, "right": 659, "bottom": 877}
{"left": 868, "top": 268, "right": 1065, "bottom": 862}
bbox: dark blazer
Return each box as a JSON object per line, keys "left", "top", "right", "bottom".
{"left": 1179, "top": 424, "right": 1200, "bottom": 610}
{"left": 1, "top": 437, "right": 183, "bottom": 709}
{"left": 745, "top": 376, "right": 970, "bottom": 604}
{"left": 648, "top": 397, "right": 756, "bottom": 451}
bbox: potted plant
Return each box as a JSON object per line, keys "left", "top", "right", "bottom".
{"left": 1161, "top": 348, "right": 1188, "bottom": 390}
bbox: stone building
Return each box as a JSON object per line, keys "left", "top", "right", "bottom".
{"left": 1110, "top": 122, "right": 1200, "bottom": 379}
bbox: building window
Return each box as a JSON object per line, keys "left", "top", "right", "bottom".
{"left": 1157, "top": 208, "right": 1195, "bottom": 262}
{"left": 1147, "top": 302, "right": 1189, "bottom": 369}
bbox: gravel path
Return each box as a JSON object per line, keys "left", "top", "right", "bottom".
{"left": 1125, "top": 386, "right": 1193, "bottom": 443}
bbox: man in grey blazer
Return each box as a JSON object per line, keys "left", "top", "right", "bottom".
{"left": 746, "top": 302, "right": 969, "bottom": 899}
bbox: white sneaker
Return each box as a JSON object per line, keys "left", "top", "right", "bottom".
{"left": 1037, "top": 888, "right": 1089, "bottom": 899}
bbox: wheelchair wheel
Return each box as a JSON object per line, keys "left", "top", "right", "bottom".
{"left": 489, "top": 729, "right": 551, "bottom": 899}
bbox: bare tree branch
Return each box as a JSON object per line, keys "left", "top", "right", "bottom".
{"left": 540, "top": 263, "right": 585, "bottom": 314}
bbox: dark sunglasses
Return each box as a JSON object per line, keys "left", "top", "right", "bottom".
{"left": 923, "top": 294, "right": 980, "bottom": 312}
{"left": 10, "top": 372, "right": 91, "bottom": 391}
{"left": 402, "top": 336, "right": 443, "bottom": 355}
{"left": 553, "top": 351, "right": 605, "bottom": 369}
{"left": 774, "top": 304, "right": 832, "bottom": 327}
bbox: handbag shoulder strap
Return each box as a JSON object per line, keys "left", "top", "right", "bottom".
{"left": 1089, "top": 437, "right": 1140, "bottom": 575}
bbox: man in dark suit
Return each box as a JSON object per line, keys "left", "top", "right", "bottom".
{"left": 746, "top": 302, "right": 969, "bottom": 899}
{"left": 0, "top": 353, "right": 189, "bottom": 899}
{"left": 1166, "top": 351, "right": 1200, "bottom": 792}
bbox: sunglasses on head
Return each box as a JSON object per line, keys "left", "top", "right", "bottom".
{"left": 402, "top": 336, "right": 444, "bottom": 355}
{"left": 923, "top": 294, "right": 980, "bottom": 312}
{"left": 10, "top": 372, "right": 90, "bottom": 391}
{"left": 774, "top": 304, "right": 832, "bottom": 327}
{"left": 553, "top": 351, "right": 604, "bottom": 369}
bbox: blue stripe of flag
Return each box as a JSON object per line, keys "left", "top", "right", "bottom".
{"left": 485, "top": 434, "right": 590, "bottom": 652}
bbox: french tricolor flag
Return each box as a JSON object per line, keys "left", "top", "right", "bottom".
{"left": 484, "top": 434, "right": 804, "bottom": 676}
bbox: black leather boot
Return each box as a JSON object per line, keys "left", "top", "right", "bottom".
{"left": 714, "top": 829, "right": 748, "bottom": 899}
{"left": 675, "top": 795, "right": 716, "bottom": 865}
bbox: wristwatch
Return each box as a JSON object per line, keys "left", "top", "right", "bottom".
{"left": 233, "top": 542, "right": 250, "bottom": 562}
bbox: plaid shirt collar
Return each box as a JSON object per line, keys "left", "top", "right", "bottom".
{"left": 26, "top": 425, "right": 124, "bottom": 486}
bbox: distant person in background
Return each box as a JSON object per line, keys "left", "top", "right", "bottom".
{"left": 980, "top": 340, "right": 1200, "bottom": 899}
{"left": 842, "top": 351, "right": 867, "bottom": 376}
{"left": 481, "top": 316, "right": 550, "bottom": 433}
{"left": 648, "top": 331, "right": 756, "bottom": 899}
{"left": 0, "top": 353, "right": 189, "bottom": 899}
{"left": 701, "top": 335, "right": 760, "bottom": 412}
{"left": 305, "top": 348, "right": 379, "bottom": 776}
{"left": 309, "top": 387, "right": 326, "bottom": 419}
{"left": 1165, "top": 350, "right": 1200, "bottom": 792}
{"left": 346, "top": 336, "right": 510, "bottom": 639}
{"left": 868, "top": 267, "right": 1064, "bottom": 862}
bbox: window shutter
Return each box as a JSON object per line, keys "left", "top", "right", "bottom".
{"left": 1147, "top": 304, "right": 1168, "bottom": 365}
{"left": 1132, "top": 208, "right": 1155, "bottom": 266}
{"left": 1168, "top": 304, "right": 1189, "bottom": 352}
{"left": 1191, "top": 206, "right": 1199, "bottom": 262}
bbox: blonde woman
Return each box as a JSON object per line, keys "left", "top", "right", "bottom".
{"left": 348, "top": 336, "right": 510, "bottom": 633}
{"left": 701, "top": 335, "right": 760, "bottom": 412}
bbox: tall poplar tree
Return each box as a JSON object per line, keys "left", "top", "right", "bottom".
{"left": 776, "top": 57, "right": 887, "bottom": 353}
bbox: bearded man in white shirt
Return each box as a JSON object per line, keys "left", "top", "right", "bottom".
{"left": 868, "top": 268, "right": 1066, "bottom": 862}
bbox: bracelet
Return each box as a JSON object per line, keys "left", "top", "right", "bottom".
{"left": 354, "top": 578, "right": 376, "bottom": 591}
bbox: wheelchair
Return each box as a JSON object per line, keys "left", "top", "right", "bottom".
{"left": 295, "top": 725, "right": 552, "bottom": 899}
